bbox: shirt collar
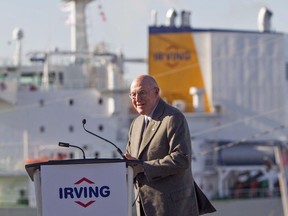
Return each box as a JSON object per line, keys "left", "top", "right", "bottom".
{"left": 145, "top": 100, "right": 159, "bottom": 120}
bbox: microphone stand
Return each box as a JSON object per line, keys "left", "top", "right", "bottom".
{"left": 82, "top": 119, "right": 126, "bottom": 160}
{"left": 58, "top": 142, "right": 86, "bottom": 159}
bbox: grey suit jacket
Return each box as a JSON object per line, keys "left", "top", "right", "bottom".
{"left": 126, "top": 99, "right": 215, "bottom": 216}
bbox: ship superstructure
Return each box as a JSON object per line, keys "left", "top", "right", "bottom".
{"left": 148, "top": 7, "right": 288, "bottom": 211}
{"left": 0, "top": 0, "right": 132, "bottom": 205}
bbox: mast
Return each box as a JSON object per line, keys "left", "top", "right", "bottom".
{"left": 12, "top": 28, "right": 24, "bottom": 67}
{"left": 62, "top": 0, "right": 93, "bottom": 64}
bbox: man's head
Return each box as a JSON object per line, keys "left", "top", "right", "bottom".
{"left": 130, "top": 75, "right": 160, "bottom": 115}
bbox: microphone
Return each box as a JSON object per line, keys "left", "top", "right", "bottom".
{"left": 58, "top": 142, "right": 86, "bottom": 159}
{"left": 82, "top": 119, "right": 126, "bottom": 159}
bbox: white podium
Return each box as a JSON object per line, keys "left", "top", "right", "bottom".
{"left": 25, "top": 159, "right": 135, "bottom": 216}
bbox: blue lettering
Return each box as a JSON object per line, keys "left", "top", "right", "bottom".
{"left": 153, "top": 51, "right": 191, "bottom": 62}
{"left": 89, "top": 187, "right": 99, "bottom": 197}
{"left": 100, "top": 186, "right": 110, "bottom": 197}
{"left": 74, "top": 187, "right": 88, "bottom": 198}
{"left": 59, "top": 188, "right": 63, "bottom": 199}
{"left": 153, "top": 53, "right": 163, "bottom": 60}
{"left": 59, "top": 186, "right": 110, "bottom": 199}
{"left": 64, "top": 187, "right": 74, "bottom": 199}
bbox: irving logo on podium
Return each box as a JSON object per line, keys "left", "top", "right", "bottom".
{"left": 40, "top": 163, "right": 128, "bottom": 216}
{"left": 58, "top": 177, "right": 111, "bottom": 208}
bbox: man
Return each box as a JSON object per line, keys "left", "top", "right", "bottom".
{"left": 125, "top": 75, "right": 216, "bottom": 216}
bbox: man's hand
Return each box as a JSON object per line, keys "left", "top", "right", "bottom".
{"left": 125, "top": 153, "right": 144, "bottom": 175}
{"left": 125, "top": 153, "right": 137, "bottom": 160}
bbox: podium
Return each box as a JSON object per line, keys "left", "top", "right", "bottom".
{"left": 25, "top": 159, "right": 135, "bottom": 216}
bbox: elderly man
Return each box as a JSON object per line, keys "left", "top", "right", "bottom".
{"left": 125, "top": 75, "right": 215, "bottom": 216}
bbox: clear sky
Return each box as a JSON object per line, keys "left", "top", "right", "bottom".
{"left": 0, "top": 0, "right": 287, "bottom": 81}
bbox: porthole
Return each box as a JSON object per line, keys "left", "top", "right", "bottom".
{"left": 40, "top": 126, "right": 45, "bottom": 133}
{"left": 69, "top": 98, "right": 74, "bottom": 106}
{"left": 69, "top": 125, "right": 74, "bottom": 132}
{"left": 98, "top": 124, "right": 103, "bottom": 131}
{"left": 39, "top": 99, "right": 44, "bottom": 107}
{"left": 94, "top": 151, "right": 99, "bottom": 158}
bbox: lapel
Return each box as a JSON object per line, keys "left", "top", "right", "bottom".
{"left": 137, "top": 99, "right": 165, "bottom": 158}
{"left": 138, "top": 119, "right": 161, "bottom": 157}
{"left": 131, "top": 116, "right": 145, "bottom": 157}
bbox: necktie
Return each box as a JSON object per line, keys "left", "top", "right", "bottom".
{"left": 145, "top": 116, "right": 150, "bottom": 130}
{"left": 137, "top": 117, "right": 149, "bottom": 157}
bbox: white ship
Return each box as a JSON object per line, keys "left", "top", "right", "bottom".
{"left": 0, "top": 1, "right": 288, "bottom": 216}
{"left": 0, "top": 0, "right": 134, "bottom": 208}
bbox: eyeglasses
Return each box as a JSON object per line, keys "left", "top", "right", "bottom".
{"left": 129, "top": 89, "right": 152, "bottom": 99}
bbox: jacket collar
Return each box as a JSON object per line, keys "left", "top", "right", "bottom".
{"left": 137, "top": 99, "right": 166, "bottom": 157}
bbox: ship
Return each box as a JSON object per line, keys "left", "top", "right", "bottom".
{"left": 149, "top": 7, "right": 288, "bottom": 216}
{"left": 0, "top": 1, "right": 288, "bottom": 216}
{"left": 0, "top": 0, "right": 135, "bottom": 210}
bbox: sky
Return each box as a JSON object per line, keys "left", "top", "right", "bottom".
{"left": 0, "top": 0, "right": 287, "bottom": 82}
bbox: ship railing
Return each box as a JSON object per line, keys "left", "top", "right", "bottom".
{"left": 0, "top": 145, "right": 25, "bottom": 174}
{"left": 214, "top": 187, "right": 281, "bottom": 200}
{"left": 0, "top": 58, "right": 14, "bottom": 67}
